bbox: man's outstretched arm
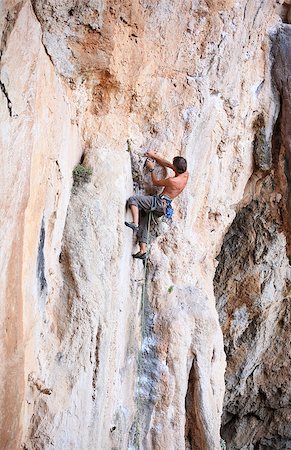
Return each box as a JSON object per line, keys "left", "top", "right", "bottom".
{"left": 145, "top": 151, "right": 175, "bottom": 171}
{"left": 146, "top": 159, "right": 173, "bottom": 187}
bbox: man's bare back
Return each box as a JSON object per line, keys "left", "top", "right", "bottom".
{"left": 145, "top": 151, "right": 189, "bottom": 199}
{"left": 161, "top": 171, "right": 189, "bottom": 199}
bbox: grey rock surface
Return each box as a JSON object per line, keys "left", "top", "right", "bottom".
{"left": 215, "top": 162, "right": 291, "bottom": 449}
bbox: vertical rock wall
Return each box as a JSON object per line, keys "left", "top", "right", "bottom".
{"left": 0, "top": 2, "right": 81, "bottom": 448}
{"left": 0, "top": 1, "right": 287, "bottom": 449}
{"left": 272, "top": 22, "right": 291, "bottom": 251}
{"left": 214, "top": 14, "right": 291, "bottom": 450}
{"left": 214, "top": 194, "right": 291, "bottom": 448}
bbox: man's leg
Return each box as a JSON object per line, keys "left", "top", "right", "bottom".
{"left": 129, "top": 204, "right": 139, "bottom": 226}
{"left": 139, "top": 242, "right": 147, "bottom": 254}
{"left": 126, "top": 195, "right": 154, "bottom": 258}
{"left": 126, "top": 195, "right": 152, "bottom": 230}
{"left": 136, "top": 211, "right": 150, "bottom": 255}
{"left": 137, "top": 199, "right": 165, "bottom": 255}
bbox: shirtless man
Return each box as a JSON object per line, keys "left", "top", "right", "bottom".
{"left": 125, "top": 150, "right": 189, "bottom": 259}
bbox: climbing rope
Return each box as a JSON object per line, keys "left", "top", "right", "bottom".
{"left": 135, "top": 210, "right": 152, "bottom": 450}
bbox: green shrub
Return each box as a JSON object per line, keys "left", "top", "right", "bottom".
{"left": 168, "top": 285, "right": 174, "bottom": 294}
{"left": 126, "top": 139, "right": 132, "bottom": 153}
{"left": 72, "top": 163, "right": 93, "bottom": 188}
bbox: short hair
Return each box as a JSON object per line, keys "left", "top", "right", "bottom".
{"left": 173, "top": 156, "right": 187, "bottom": 173}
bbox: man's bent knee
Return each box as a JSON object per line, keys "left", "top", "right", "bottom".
{"left": 128, "top": 196, "right": 138, "bottom": 207}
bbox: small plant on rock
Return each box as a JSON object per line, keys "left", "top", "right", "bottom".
{"left": 72, "top": 163, "right": 93, "bottom": 192}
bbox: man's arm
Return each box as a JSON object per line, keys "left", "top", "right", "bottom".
{"left": 151, "top": 172, "right": 172, "bottom": 187}
{"left": 146, "top": 151, "right": 175, "bottom": 171}
{"left": 146, "top": 159, "right": 174, "bottom": 186}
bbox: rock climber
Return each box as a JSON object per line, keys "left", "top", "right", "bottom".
{"left": 125, "top": 150, "right": 189, "bottom": 260}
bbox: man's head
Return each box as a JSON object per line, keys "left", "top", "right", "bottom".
{"left": 173, "top": 156, "right": 187, "bottom": 174}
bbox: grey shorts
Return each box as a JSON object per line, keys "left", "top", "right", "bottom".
{"left": 127, "top": 195, "right": 165, "bottom": 243}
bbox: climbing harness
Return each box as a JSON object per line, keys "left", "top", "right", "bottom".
{"left": 160, "top": 194, "right": 174, "bottom": 221}
{"left": 135, "top": 210, "right": 152, "bottom": 449}
{"left": 150, "top": 194, "right": 174, "bottom": 221}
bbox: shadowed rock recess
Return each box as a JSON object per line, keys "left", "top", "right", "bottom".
{"left": 0, "top": 1, "right": 290, "bottom": 450}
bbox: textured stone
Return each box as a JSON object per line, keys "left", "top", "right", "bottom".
{"left": 0, "top": 2, "right": 81, "bottom": 448}
{"left": 0, "top": 1, "right": 287, "bottom": 450}
{"left": 214, "top": 142, "right": 291, "bottom": 448}
{"left": 272, "top": 24, "right": 291, "bottom": 253}
{"left": 213, "top": 23, "right": 291, "bottom": 449}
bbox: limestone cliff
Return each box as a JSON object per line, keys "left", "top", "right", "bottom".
{"left": 214, "top": 17, "right": 291, "bottom": 450}
{"left": 0, "top": 1, "right": 290, "bottom": 450}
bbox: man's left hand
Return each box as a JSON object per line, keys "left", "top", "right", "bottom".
{"left": 146, "top": 160, "right": 155, "bottom": 171}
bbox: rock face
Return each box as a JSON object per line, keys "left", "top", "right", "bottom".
{"left": 215, "top": 195, "right": 291, "bottom": 448}
{"left": 272, "top": 23, "right": 291, "bottom": 252}
{"left": 214, "top": 21, "right": 291, "bottom": 450}
{"left": 0, "top": 2, "right": 81, "bottom": 448}
{"left": 0, "top": 1, "right": 289, "bottom": 450}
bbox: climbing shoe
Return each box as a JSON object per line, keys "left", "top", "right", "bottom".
{"left": 132, "top": 252, "right": 147, "bottom": 260}
{"left": 125, "top": 221, "right": 139, "bottom": 231}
